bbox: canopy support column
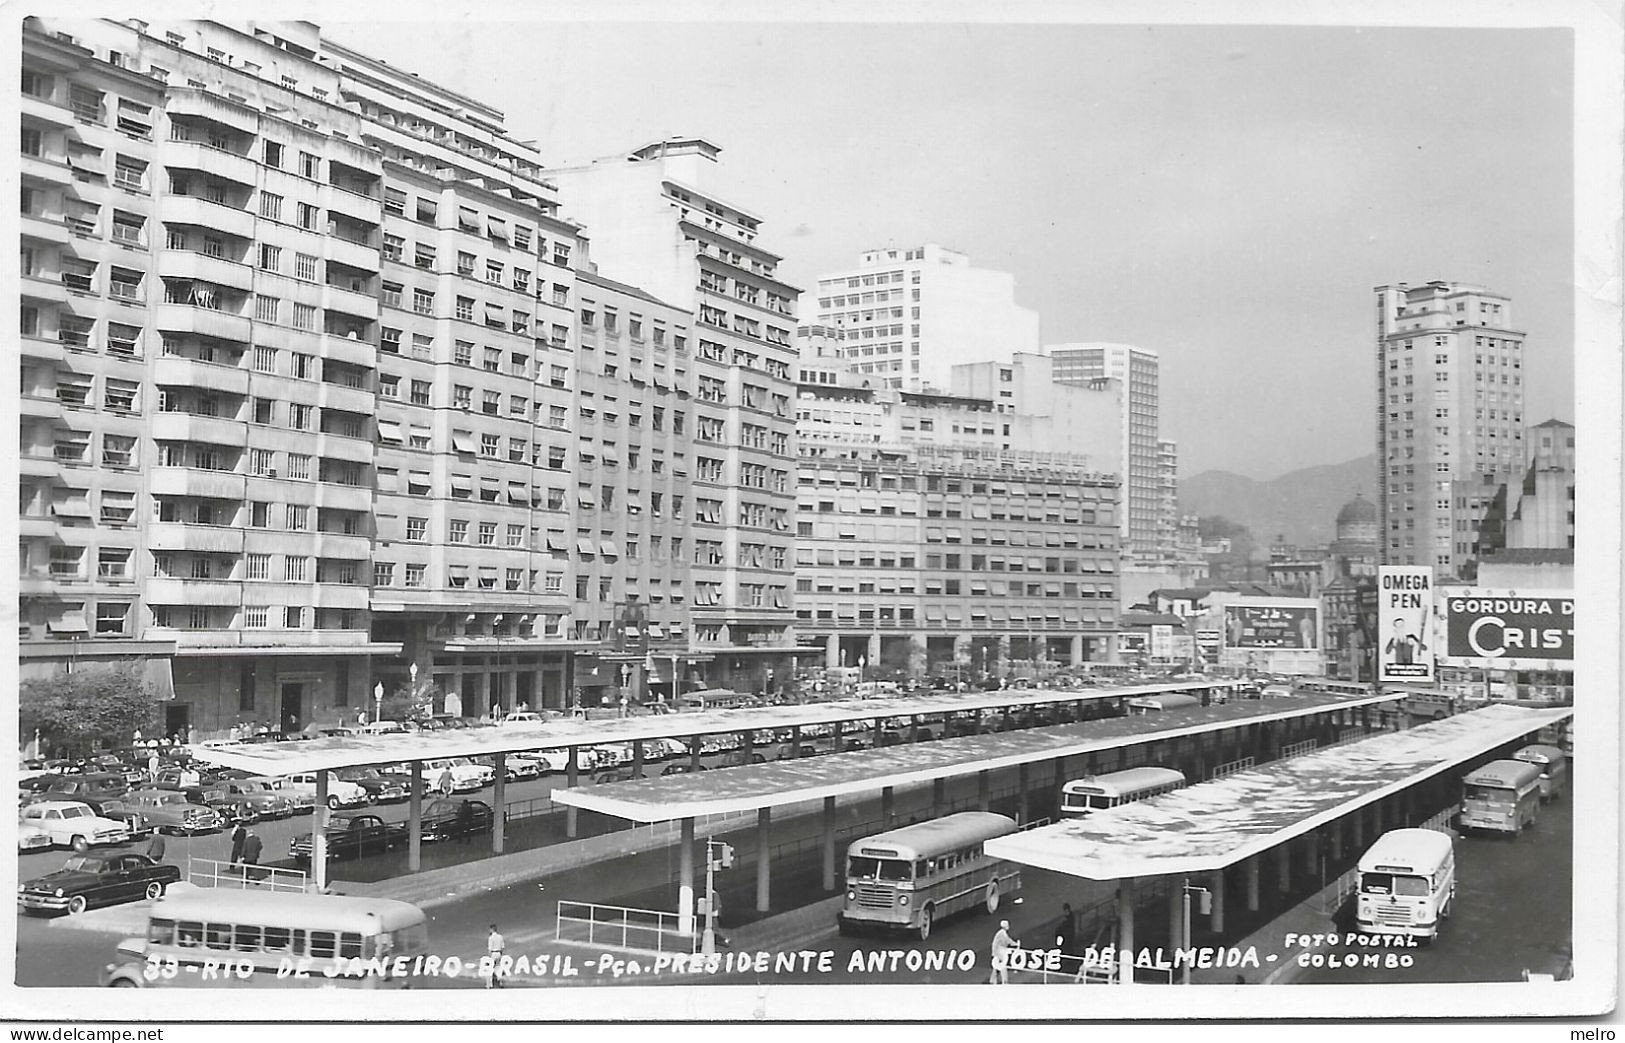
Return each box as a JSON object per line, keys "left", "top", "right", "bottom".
{"left": 1017, "top": 762, "right": 1030, "bottom": 824}
{"left": 690, "top": 736, "right": 702, "bottom": 771}
{"left": 742, "top": 730, "right": 754, "bottom": 764}
{"left": 1209, "top": 868, "right": 1226, "bottom": 934}
{"left": 312, "top": 771, "right": 329, "bottom": 892}
{"left": 1246, "top": 857, "right": 1261, "bottom": 911}
{"left": 1116, "top": 878, "right": 1135, "bottom": 985}
{"left": 1352, "top": 804, "right": 1365, "bottom": 849}
{"left": 755, "top": 807, "right": 772, "bottom": 913}
{"left": 632, "top": 740, "right": 645, "bottom": 777}
{"left": 976, "top": 770, "right": 990, "bottom": 812}
{"left": 821, "top": 796, "right": 837, "bottom": 892}
{"left": 678, "top": 817, "right": 696, "bottom": 937}
{"left": 492, "top": 753, "right": 506, "bottom": 854}
{"left": 881, "top": 785, "right": 894, "bottom": 824}
{"left": 932, "top": 777, "right": 946, "bottom": 815}
{"left": 791, "top": 725, "right": 802, "bottom": 757}
{"left": 1168, "top": 879, "right": 1183, "bottom": 953}
{"left": 1276, "top": 844, "right": 1291, "bottom": 893}
{"left": 408, "top": 761, "right": 422, "bottom": 873}
{"left": 566, "top": 747, "right": 579, "bottom": 838}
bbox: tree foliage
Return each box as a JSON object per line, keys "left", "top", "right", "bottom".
{"left": 20, "top": 661, "right": 160, "bottom": 758}
{"left": 376, "top": 682, "right": 441, "bottom": 723}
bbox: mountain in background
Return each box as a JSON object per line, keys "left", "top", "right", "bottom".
{"left": 1180, "top": 454, "right": 1376, "bottom": 550}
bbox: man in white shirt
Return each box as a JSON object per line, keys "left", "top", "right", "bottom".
{"left": 485, "top": 924, "right": 506, "bottom": 989}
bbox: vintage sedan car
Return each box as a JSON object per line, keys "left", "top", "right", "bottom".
{"left": 17, "top": 853, "right": 180, "bottom": 916}
{"left": 419, "top": 798, "right": 493, "bottom": 841}
{"left": 17, "top": 819, "right": 54, "bottom": 853}
{"left": 422, "top": 758, "right": 494, "bottom": 794}
{"left": 499, "top": 711, "right": 547, "bottom": 726}
{"left": 335, "top": 767, "right": 409, "bottom": 803}
{"left": 106, "top": 790, "right": 222, "bottom": 836}
{"left": 249, "top": 776, "right": 318, "bottom": 814}
{"left": 19, "top": 801, "right": 130, "bottom": 852}
{"left": 23, "top": 771, "right": 130, "bottom": 812}
{"left": 472, "top": 755, "right": 541, "bottom": 783}
{"left": 290, "top": 813, "right": 408, "bottom": 864}
{"left": 279, "top": 772, "right": 369, "bottom": 810}
{"left": 660, "top": 762, "right": 709, "bottom": 776}
{"left": 206, "top": 779, "right": 295, "bottom": 819}
{"left": 512, "top": 749, "right": 571, "bottom": 774}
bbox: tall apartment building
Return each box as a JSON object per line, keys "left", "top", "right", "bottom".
{"left": 809, "top": 243, "right": 1040, "bottom": 393}
{"left": 21, "top": 17, "right": 398, "bottom": 737}
{"left": 948, "top": 352, "right": 1123, "bottom": 466}
{"left": 551, "top": 139, "right": 805, "bottom": 695}
{"left": 1046, "top": 342, "right": 1166, "bottom": 562}
{"left": 324, "top": 34, "right": 581, "bottom": 715}
{"left": 1374, "top": 281, "right": 1527, "bottom": 576}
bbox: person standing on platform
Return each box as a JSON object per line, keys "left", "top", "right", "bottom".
{"left": 989, "top": 920, "right": 1015, "bottom": 984}
{"left": 485, "top": 924, "right": 506, "bottom": 988}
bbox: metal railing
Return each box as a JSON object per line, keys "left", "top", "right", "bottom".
{"left": 1280, "top": 738, "right": 1319, "bottom": 759}
{"left": 555, "top": 900, "right": 696, "bottom": 954}
{"left": 186, "top": 856, "right": 308, "bottom": 893}
{"left": 1209, "top": 756, "right": 1255, "bottom": 780}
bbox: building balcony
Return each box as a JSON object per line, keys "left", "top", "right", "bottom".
{"left": 319, "top": 332, "right": 376, "bottom": 368}
{"left": 156, "top": 251, "right": 255, "bottom": 292}
{"left": 325, "top": 233, "right": 380, "bottom": 275}
{"left": 146, "top": 523, "right": 244, "bottom": 554}
{"left": 21, "top": 153, "right": 72, "bottom": 186}
{"left": 20, "top": 274, "right": 70, "bottom": 305}
{"left": 146, "top": 578, "right": 243, "bottom": 606}
{"left": 146, "top": 466, "right": 247, "bottom": 501}
{"left": 315, "top": 434, "right": 373, "bottom": 466}
{"left": 320, "top": 281, "right": 379, "bottom": 319}
{"left": 20, "top": 335, "right": 64, "bottom": 364}
{"left": 154, "top": 302, "right": 252, "bottom": 344}
{"left": 150, "top": 411, "right": 249, "bottom": 447}
{"left": 313, "top": 532, "right": 373, "bottom": 560}
{"left": 19, "top": 517, "right": 59, "bottom": 539}
{"left": 314, "top": 482, "right": 374, "bottom": 513}
{"left": 21, "top": 94, "right": 76, "bottom": 128}
{"left": 152, "top": 356, "right": 250, "bottom": 396}
{"left": 161, "top": 141, "right": 259, "bottom": 187}
{"left": 310, "top": 585, "right": 371, "bottom": 610}
{"left": 19, "top": 396, "right": 62, "bottom": 420}
{"left": 21, "top": 211, "right": 72, "bottom": 245}
{"left": 159, "top": 195, "right": 255, "bottom": 239}
{"left": 165, "top": 90, "right": 260, "bottom": 136}
{"left": 319, "top": 183, "right": 381, "bottom": 225}
{"left": 316, "top": 380, "right": 373, "bottom": 415}
{"left": 18, "top": 456, "right": 61, "bottom": 481}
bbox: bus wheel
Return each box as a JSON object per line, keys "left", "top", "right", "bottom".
{"left": 111, "top": 979, "right": 139, "bottom": 987}
{"left": 917, "top": 906, "right": 934, "bottom": 942}
{"left": 984, "top": 882, "right": 1001, "bottom": 915}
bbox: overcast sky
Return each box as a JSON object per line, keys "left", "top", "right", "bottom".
{"left": 331, "top": 13, "right": 1575, "bottom": 481}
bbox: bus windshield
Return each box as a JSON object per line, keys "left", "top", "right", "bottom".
{"left": 1463, "top": 784, "right": 1511, "bottom": 802}
{"left": 1361, "top": 873, "right": 1430, "bottom": 898}
{"left": 847, "top": 856, "right": 913, "bottom": 882}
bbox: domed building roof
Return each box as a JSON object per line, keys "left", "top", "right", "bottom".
{"left": 1335, "top": 493, "right": 1378, "bottom": 531}
{"left": 1333, "top": 493, "right": 1379, "bottom": 564}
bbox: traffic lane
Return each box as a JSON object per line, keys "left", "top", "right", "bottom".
{"left": 1298, "top": 786, "right": 1572, "bottom": 984}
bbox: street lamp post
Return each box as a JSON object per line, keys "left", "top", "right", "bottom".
{"left": 373, "top": 682, "right": 383, "bottom": 728}
{"left": 1180, "top": 879, "right": 1211, "bottom": 985}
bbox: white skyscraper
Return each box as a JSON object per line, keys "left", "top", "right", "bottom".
{"left": 809, "top": 243, "right": 1039, "bottom": 392}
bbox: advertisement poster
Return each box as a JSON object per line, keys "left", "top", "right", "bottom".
{"left": 1378, "top": 565, "right": 1435, "bottom": 682}
{"left": 1440, "top": 590, "right": 1575, "bottom": 671}
{"left": 1222, "top": 601, "right": 1320, "bottom": 649}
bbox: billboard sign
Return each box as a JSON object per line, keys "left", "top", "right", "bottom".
{"left": 1150, "top": 625, "right": 1174, "bottom": 659}
{"left": 1440, "top": 590, "right": 1574, "bottom": 671}
{"left": 1378, "top": 565, "right": 1434, "bottom": 683}
{"left": 1222, "top": 600, "right": 1320, "bottom": 649}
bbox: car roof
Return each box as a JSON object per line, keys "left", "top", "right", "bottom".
{"left": 27, "top": 800, "right": 96, "bottom": 811}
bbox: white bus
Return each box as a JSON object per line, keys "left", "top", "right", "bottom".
{"left": 1125, "top": 693, "right": 1202, "bottom": 715}
{"left": 1512, "top": 744, "right": 1567, "bottom": 802}
{"left": 101, "top": 889, "right": 430, "bottom": 988}
{"left": 1060, "top": 767, "right": 1186, "bottom": 818}
{"left": 837, "top": 812, "right": 1021, "bottom": 941}
{"left": 1356, "top": 828, "right": 1456, "bottom": 941}
{"left": 1460, "top": 759, "right": 1543, "bottom": 835}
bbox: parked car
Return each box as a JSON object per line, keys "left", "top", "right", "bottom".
{"left": 593, "top": 766, "right": 642, "bottom": 784}
{"left": 290, "top": 813, "right": 409, "bottom": 864}
{"left": 720, "top": 751, "right": 768, "bottom": 767}
{"left": 17, "top": 853, "right": 180, "bottom": 916}
{"left": 661, "top": 762, "right": 709, "bottom": 775}
{"left": 25, "top": 772, "right": 130, "bottom": 811}
{"left": 420, "top": 798, "right": 493, "bottom": 841}
{"left": 19, "top": 801, "right": 130, "bottom": 852}
{"left": 207, "top": 779, "right": 296, "bottom": 819}
{"left": 17, "top": 819, "right": 54, "bottom": 853}
{"left": 499, "top": 711, "right": 546, "bottom": 725}
{"left": 279, "top": 772, "right": 370, "bottom": 810}
{"left": 92, "top": 805, "right": 154, "bottom": 843}
{"left": 104, "top": 790, "right": 222, "bottom": 836}
{"left": 357, "top": 720, "right": 409, "bottom": 736}
{"left": 149, "top": 766, "right": 221, "bottom": 791}
{"left": 250, "top": 776, "right": 317, "bottom": 814}
{"left": 335, "top": 767, "right": 409, "bottom": 803}
{"left": 483, "top": 755, "right": 541, "bottom": 782}
{"left": 513, "top": 749, "right": 571, "bottom": 774}
{"left": 422, "top": 758, "right": 494, "bottom": 794}
{"left": 79, "top": 755, "right": 146, "bottom": 787}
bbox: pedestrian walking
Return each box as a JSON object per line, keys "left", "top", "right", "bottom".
{"left": 146, "top": 831, "right": 167, "bottom": 863}
{"left": 485, "top": 924, "right": 506, "bottom": 989}
{"left": 241, "top": 831, "right": 264, "bottom": 881}
{"left": 228, "top": 823, "right": 247, "bottom": 868}
{"left": 438, "top": 768, "right": 454, "bottom": 796}
{"left": 1056, "top": 902, "right": 1077, "bottom": 956}
{"left": 989, "top": 919, "right": 1015, "bottom": 984}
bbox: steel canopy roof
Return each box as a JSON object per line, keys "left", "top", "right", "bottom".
{"left": 183, "top": 680, "right": 1247, "bottom": 775}
{"left": 983, "top": 703, "right": 1572, "bottom": 880}
{"left": 548, "top": 690, "right": 1402, "bottom": 821}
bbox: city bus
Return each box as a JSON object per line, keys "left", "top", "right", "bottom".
{"left": 1298, "top": 678, "right": 1370, "bottom": 697}
{"left": 837, "top": 812, "right": 1021, "bottom": 942}
{"left": 1512, "top": 744, "right": 1567, "bottom": 802}
{"left": 1059, "top": 767, "right": 1187, "bottom": 818}
{"left": 1124, "top": 693, "right": 1201, "bottom": 715}
{"left": 100, "top": 889, "right": 430, "bottom": 988}
{"left": 1355, "top": 828, "right": 1456, "bottom": 941}
{"left": 1459, "top": 759, "right": 1543, "bottom": 835}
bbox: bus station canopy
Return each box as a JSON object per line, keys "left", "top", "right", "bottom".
{"left": 983, "top": 703, "right": 1572, "bottom": 880}
{"left": 183, "top": 680, "right": 1248, "bottom": 776}
{"left": 549, "top": 690, "right": 1401, "bottom": 822}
